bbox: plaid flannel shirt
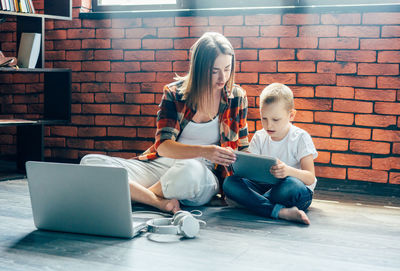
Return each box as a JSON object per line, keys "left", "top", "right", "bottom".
{"left": 136, "top": 81, "right": 249, "bottom": 182}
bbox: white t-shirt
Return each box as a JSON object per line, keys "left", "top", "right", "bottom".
{"left": 249, "top": 124, "right": 318, "bottom": 191}
{"left": 177, "top": 117, "right": 220, "bottom": 169}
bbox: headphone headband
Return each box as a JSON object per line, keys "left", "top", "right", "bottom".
{"left": 146, "top": 211, "right": 201, "bottom": 238}
{"left": 146, "top": 218, "right": 179, "bottom": 235}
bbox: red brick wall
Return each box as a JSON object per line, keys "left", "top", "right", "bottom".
{"left": 0, "top": 1, "right": 399, "bottom": 185}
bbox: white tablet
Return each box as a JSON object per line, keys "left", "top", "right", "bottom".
{"left": 231, "top": 151, "right": 280, "bottom": 184}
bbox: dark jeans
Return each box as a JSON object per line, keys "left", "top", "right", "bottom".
{"left": 223, "top": 175, "right": 313, "bottom": 219}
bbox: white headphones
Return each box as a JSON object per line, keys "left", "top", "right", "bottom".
{"left": 146, "top": 210, "right": 205, "bottom": 238}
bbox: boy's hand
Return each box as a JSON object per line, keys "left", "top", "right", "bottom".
{"left": 270, "top": 159, "right": 291, "bottom": 179}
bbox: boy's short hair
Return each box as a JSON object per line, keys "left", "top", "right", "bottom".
{"left": 259, "top": 83, "right": 294, "bottom": 111}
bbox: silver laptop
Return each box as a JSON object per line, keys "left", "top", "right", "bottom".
{"left": 26, "top": 161, "right": 147, "bottom": 238}
{"left": 232, "top": 151, "right": 280, "bottom": 184}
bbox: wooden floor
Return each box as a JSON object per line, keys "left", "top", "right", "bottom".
{"left": 1, "top": 179, "right": 400, "bottom": 271}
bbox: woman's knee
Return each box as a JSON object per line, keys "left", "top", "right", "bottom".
{"left": 80, "top": 154, "right": 105, "bottom": 165}
{"left": 161, "top": 160, "right": 209, "bottom": 200}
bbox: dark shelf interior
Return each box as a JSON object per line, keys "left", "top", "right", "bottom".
{"left": 0, "top": 160, "right": 25, "bottom": 181}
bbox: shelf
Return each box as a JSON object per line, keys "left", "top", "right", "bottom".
{"left": 0, "top": 1, "right": 72, "bottom": 20}
{"left": 0, "top": 0, "right": 72, "bottom": 173}
{"left": 0, "top": 119, "right": 69, "bottom": 127}
{"left": 0, "top": 67, "right": 71, "bottom": 73}
{"left": 0, "top": 119, "right": 38, "bottom": 126}
{"left": 37, "top": 119, "right": 70, "bottom": 125}
{"left": 0, "top": 10, "right": 71, "bottom": 20}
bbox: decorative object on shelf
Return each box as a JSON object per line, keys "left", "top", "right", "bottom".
{"left": 0, "top": 50, "right": 18, "bottom": 69}
{"left": 17, "top": 32, "right": 41, "bottom": 68}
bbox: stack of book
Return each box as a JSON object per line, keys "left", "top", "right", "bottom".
{"left": 0, "top": 0, "right": 35, "bottom": 13}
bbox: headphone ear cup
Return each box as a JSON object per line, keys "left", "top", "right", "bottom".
{"left": 179, "top": 215, "right": 200, "bottom": 238}
{"left": 172, "top": 211, "right": 191, "bottom": 226}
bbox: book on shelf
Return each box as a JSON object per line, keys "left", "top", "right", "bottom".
{"left": 0, "top": 0, "right": 35, "bottom": 13}
{"left": 26, "top": 0, "right": 34, "bottom": 13}
{"left": 22, "top": 0, "right": 27, "bottom": 12}
{"left": 5, "top": 0, "right": 10, "bottom": 11}
{"left": 20, "top": 0, "right": 26, "bottom": 12}
{"left": 14, "top": 0, "right": 19, "bottom": 12}
{"left": 3, "top": 0, "right": 9, "bottom": 11}
{"left": 1, "top": 0, "right": 9, "bottom": 11}
{"left": 7, "top": 0, "right": 13, "bottom": 11}
{"left": 2, "top": 0, "right": 9, "bottom": 11}
{"left": 21, "top": 0, "right": 32, "bottom": 13}
{"left": 17, "top": 32, "right": 41, "bottom": 68}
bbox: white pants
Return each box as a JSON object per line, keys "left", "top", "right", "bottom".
{"left": 80, "top": 154, "right": 219, "bottom": 206}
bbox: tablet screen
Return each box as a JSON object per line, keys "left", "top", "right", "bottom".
{"left": 232, "top": 151, "right": 279, "bottom": 184}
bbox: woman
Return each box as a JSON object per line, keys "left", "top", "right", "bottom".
{"left": 80, "top": 32, "right": 249, "bottom": 213}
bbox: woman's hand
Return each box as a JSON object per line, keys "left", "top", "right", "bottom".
{"left": 202, "top": 145, "right": 236, "bottom": 166}
{"left": 270, "top": 159, "right": 292, "bottom": 179}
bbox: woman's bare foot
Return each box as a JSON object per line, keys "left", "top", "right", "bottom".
{"left": 158, "top": 198, "right": 181, "bottom": 214}
{"left": 128, "top": 181, "right": 180, "bottom": 214}
{"left": 278, "top": 206, "right": 310, "bottom": 225}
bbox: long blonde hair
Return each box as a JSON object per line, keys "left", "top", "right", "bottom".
{"left": 176, "top": 32, "right": 235, "bottom": 112}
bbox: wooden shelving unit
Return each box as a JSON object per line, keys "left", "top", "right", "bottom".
{"left": 0, "top": 0, "right": 72, "bottom": 177}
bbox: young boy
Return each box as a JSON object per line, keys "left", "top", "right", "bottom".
{"left": 223, "top": 83, "right": 318, "bottom": 224}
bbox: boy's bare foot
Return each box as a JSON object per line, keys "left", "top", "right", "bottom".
{"left": 278, "top": 206, "right": 310, "bottom": 225}
{"left": 158, "top": 198, "right": 181, "bottom": 214}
